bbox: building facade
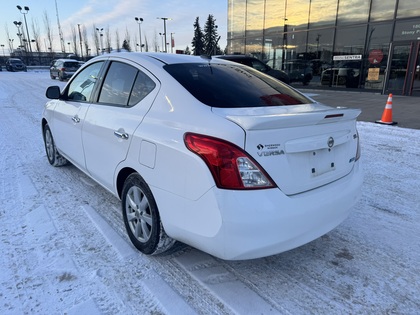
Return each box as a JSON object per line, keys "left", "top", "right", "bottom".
{"left": 227, "top": 0, "right": 420, "bottom": 96}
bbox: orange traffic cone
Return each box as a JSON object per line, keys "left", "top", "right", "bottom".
{"left": 376, "top": 93, "right": 397, "bottom": 125}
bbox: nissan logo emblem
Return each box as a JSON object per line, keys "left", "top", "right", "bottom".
{"left": 328, "top": 137, "right": 334, "bottom": 148}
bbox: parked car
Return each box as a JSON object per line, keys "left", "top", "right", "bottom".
{"left": 5, "top": 58, "right": 27, "bottom": 72}
{"left": 215, "top": 55, "right": 290, "bottom": 84}
{"left": 50, "top": 59, "right": 80, "bottom": 81}
{"left": 321, "top": 61, "right": 361, "bottom": 87}
{"left": 283, "top": 60, "right": 313, "bottom": 85}
{"left": 42, "top": 53, "right": 363, "bottom": 260}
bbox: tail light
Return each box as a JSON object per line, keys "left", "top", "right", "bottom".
{"left": 184, "top": 133, "right": 276, "bottom": 190}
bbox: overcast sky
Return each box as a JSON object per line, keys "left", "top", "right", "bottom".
{"left": 1, "top": 0, "right": 227, "bottom": 54}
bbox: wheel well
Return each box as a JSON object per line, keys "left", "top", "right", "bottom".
{"left": 117, "top": 167, "right": 137, "bottom": 199}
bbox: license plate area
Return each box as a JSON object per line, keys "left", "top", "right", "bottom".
{"left": 310, "top": 148, "right": 336, "bottom": 176}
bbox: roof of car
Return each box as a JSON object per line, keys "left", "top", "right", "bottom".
{"left": 215, "top": 55, "right": 256, "bottom": 60}
{"left": 53, "top": 59, "right": 79, "bottom": 63}
{"left": 90, "top": 52, "right": 232, "bottom": 67}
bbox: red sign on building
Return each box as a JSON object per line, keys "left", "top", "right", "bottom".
{"left": 368, "top": 49, "right": 384, "bottom": 64}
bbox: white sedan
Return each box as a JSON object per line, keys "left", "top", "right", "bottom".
{"left": 42, "top": 53, "right": 363, "bottom": 260}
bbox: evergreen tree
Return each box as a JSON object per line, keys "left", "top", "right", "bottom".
{"left": 122, "top": 39, "right": 131, "bottom": 52}
{"left": 185, "top": 46, "right": 191, "bottom": 55}
{"left": 191, "top": 17, "right": 205, "bottom": 56}
{"left": 203, "top": 14, "right": 222, "bottom": 56}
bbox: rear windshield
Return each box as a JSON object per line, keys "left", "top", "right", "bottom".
{"left": 64, "top": 62, "right": 79, "bottom": 67}
{"left": 164, "top": 63, "right": 311, "bottom": 108}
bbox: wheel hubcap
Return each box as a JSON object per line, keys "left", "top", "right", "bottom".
{"left": 126, "top": 186, "right": 153, "bottom": 243}
{"left": 45, "top": 130, "right": 54, "bottom": 160}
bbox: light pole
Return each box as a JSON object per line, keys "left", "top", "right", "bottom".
{"left": 170, "top": 33, "right": 175, "bottom": 53}
{"left": 16, "top": 5, "right": 33, "bottom": 58}
{"left": 13, "top": 21, "right": 24, "bottom": 51}
{"left": 96, "top": 28, "right": 104, "bottom": 54}
{"left": 1, "top": 45, "right": 5, "bottom": 61}
{"left": 157, "top": 17, "right": 171, "bottom": 53}
{"left": 159, "top": 33, "right": 165, "bottom": 52}
{"left": 9, "top": 39, "right": 14, "bottom": 52}
{"left": 134, "top": 17, "right": 143, "bottom": 52}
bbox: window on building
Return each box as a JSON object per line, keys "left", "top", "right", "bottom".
{"left": 337, "top": 0, "right": 369, "bottom": 25}
{"left": 228, "top": 0, "right": 246, "bottom": 40}
{"left": 309, "top": 0, "right": 338, "bottom": 28}
{"left": 397, "top": 0, "right": 420, "bottom": 18}
{"left": 370, "top": 0, "right": 396, "bottom": 21}
{"left": 285, "top": 0, "right": 311, "bottom": 31}
{"left": 264, "top": 0, "right": 286, "bottom": 36}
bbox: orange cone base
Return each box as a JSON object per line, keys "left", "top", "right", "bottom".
{"left": 375, "top": 120, "right": 397, "bottom": 125}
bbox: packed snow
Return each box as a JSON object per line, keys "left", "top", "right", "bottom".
{"left": 1, "top": 71, "right": 419, "bottom": 314}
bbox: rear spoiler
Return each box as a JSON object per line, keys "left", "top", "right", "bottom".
{"left": 213, "top": 107, "right": 361, "bottom": 130}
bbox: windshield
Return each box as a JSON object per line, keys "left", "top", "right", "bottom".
{"left": 164, "top": 63, "right": 311, "bottom": 108}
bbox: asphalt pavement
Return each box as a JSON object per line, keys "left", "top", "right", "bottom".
{"left": 299, "top": 89, "right": 420, "bottom": 130}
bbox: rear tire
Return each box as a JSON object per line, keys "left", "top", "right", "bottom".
{"left": 43, "top": 124, "right": 68, "bottom": 166}
{"left": 122, "top": 173, "right": 175, "bottom": 255}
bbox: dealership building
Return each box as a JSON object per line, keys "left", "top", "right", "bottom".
{"left": 227, "top": 0, "right": 420, "bottom": 96}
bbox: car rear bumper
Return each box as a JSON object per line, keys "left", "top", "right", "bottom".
{"left": 158, "top": 161, "right": 363, "bottom": 260}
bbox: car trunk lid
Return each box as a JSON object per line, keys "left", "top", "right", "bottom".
{"left": 212, "top": 104, "right": 361, "bottom": 195}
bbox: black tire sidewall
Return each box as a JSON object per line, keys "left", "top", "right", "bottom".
{"left": 43, "top": 125, "right": 56, "bottom": 165}
{"left": 122, "top": 173, "right": 161, "bottom": 255}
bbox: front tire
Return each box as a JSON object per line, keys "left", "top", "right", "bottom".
{"left": 43, "top": 124, "right": 68, "bottom": 166}
{"left": 122, "top": 173, "right": 175, "bottom": 255}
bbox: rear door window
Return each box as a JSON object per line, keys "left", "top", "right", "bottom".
{"left": 99, "top": 61, "right": 156, "bottom": 107}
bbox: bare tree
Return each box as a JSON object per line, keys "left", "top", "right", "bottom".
{"left": 43, "top": 11, "right": 54, "bottom": 55}
{"left": 105, "top": 27, "right": 111, "bottom": 53}
{"left": 4, "top": 24, "right": 14, "bottom": 53}
{"left": 123, "top": 27, "right": 131, "bottom": 52}
{"left": 71, "top": 26, "right": 78, "bottom": 56}
{"left": 153, "top": 30, "right": 159, "bottom": 52}
{"left": 92, "top": 24, "right": 100, "bottom": 55}
{"left": 144, "top": 34, "right": 149, "bottom": 52}
{"left": 115, "top": 30, "right": 121, "bottom": 52}
{"left": 31, "top": 18, "right": 42, "bottom": 53}
{"left": 82, "top": 25, "right": 89, "bottom": 57}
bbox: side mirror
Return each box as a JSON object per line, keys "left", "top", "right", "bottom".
{"left": 46, "top": 86, "right": 61, "bottom": 99}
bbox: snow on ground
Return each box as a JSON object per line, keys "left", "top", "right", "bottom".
{"left": 0, "top": 71, "right": 419, "bottom": 314}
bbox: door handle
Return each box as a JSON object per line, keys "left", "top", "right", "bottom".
{"left": 72, "top": 115, "right": 80, "bottom": 123}
{"left": 114, "top": 130, "right": 129, "bottom": 140}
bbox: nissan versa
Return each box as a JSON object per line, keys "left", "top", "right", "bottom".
{"left": 42, "top": 53, "right": 363, "bottom": 260}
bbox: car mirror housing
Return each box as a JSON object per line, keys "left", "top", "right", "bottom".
{"left": 46, "top": 86, "right": 61, "bottom": 100}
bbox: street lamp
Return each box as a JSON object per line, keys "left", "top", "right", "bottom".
{"left": 96, "top": 28, "right": 104, "bottom": 54}
{"left": 16, "top": 5, "right": 33, "bottom": 57}
{"left": 157, "top": 17, "right": 171, "bottom": 53}
{"left": 159, "top": 33, "right": 165, "bottom": 52}
{"left": 13, "top": 21, "right": 24, "bottom": 50}
{"left": 9, "top": 39, "right": 14, "bottom": 52}
{"left": 134, "top": 17, "right": 143, "bottom": 52}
